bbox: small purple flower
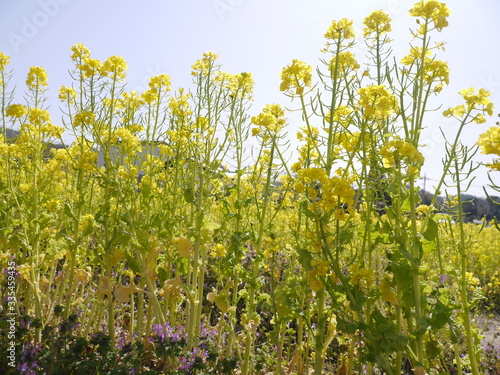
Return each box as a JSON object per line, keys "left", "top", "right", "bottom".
{"left": 439, "top": 274, "right": 448, "bottom": 285}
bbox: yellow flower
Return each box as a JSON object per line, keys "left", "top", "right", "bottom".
{"left": 363, "top": 10, "right": 392, "bottom": 37}
{"left": 299, "top": 167, "right": 329, "bottom": 184}
{"left": 210, "top": 243, "right": 227, "bottom": 258}
{"left": 280, "top": 59, "right": 313, "bottom": 94}
{"left": 459, "top": 87, "right": 493, "bottom": 112}
{"left": 309, "top": 278, "right": 324, "bottom": 292}
{"left": 478, "top": 126, "right": 500, "bottom": 171}
{"left": 26, "top": 66, "right": 48, "bottom": 89}
{"left": 78, "top": 213, "right": 95, "bottom": 232}
{"left": 121, "top": 91, "right": 144, "bottom": 111}
{"left": 191, "top": 51, "right": 219, "bottom": 77}
{"left": 6, "top": 104, "right": 27, "bottom": 118}
{"left": 0, "top": 52, "right": 10, "bottom": 72}
{"left": 324, "top": 18, "right": 355, "bottom": 41}
{"left": 149, "top": 74, "right": 171, "bottom": 91}
{"left": 102, "top": 55, "right": 127, "bottom": 80}
{"left": 74, "top": 111, "right": 95, "bottom": 128}
{"left": 328, "top": 52, "right": 360, "bottom": 79}
{"left": 142, "top": 89, "right": 159, "bottom": 105}
{"left": 28, "top": 108, "right": 51, "bottom": 125}
{"left": 349, "top": 263, "right": 375, "bottom": 287}
{"left": 59, "top": 86, "right": 77, "bottom": 103}
{"left": 70, "top": 43, "right": 91, "bottom": 62}
{"left": 79, "top": 58, "right": 103, "bottom": 78}
{"left": 324, "top": 105, "right": 353, "bottom": 126}
{"left": 251, "top": 104, "right": 286, "bottom": 133}
{"left": 478, "top": 126, "right": 500, "bottom": 156}
{"left": 409, "top": 0, "right": 450, "bottom": 32}
{"left": 358, "top": 85, "right": 397, "bottom": 120}
{"left": 114, "top": 128, "right": 141, "bottom": 153}
{"left": 168, "top": 89, "right": 192, "bottom": 116}
{"left": 215, "top": 71, "right": 254, "bottom": 99}
{"left": 41, "top": 123, "right": 64, "bottom": 138}
{"left": 425, "top": 60, "right": 449, "bottom": 87}
{"left": 400, "top": 46, "right": 432, "bottom": 66}
{"left": 380, "top": 138, "right": 424, "bottom": 173}
{"left": 221, "top": 71, "right": 254, "bottom": 99}
{"left": 177, "top": 236, "right": 193, "bottom": 258}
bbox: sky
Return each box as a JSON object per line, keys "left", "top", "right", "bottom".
{"left": 0, "top": 0, "right": 499, "bottom": 197}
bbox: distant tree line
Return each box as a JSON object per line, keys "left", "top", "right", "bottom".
{"left": 420, "top": 190, "right": 500, "bottom": 223}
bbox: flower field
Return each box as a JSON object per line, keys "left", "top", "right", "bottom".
{"left": 1, "top": 1, "right": 500, "bottom": 374}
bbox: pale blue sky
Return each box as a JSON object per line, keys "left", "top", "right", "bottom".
{"left": 1, "top": 0, "right": 499, "bottom": 196}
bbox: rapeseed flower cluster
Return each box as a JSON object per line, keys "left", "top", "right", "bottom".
{"left": 443, "top": 88, "right": 494, "bottom": 123}
{"left": 363, "top": 10, "right": 392, "bottom": 37}
{"left": 169, "top": 89, "right": 192, "bottom": 118}
{"left": 78, "top": 57, "right": 104, "bottom": 79}
{"left": 324, "top": 105, "right": 353, "bottom": 128}
{"left": 477, "top": 126, "right": 500, "bottom": 171}
{"left": 324, "top": 18, "right": 355, "bottom": 41}
{"left": 148, "top": 74, "right": 171, "bottom": 92}
{"left": 400, "top": 46, "right": 449, "bottom": 92}
{"left": 70, "top": 43, "right": 91, "bottom": 62}
{"left": 0, "top": 52, "right": 10, "bottom": 71}
{"left": 102, "top": 55, "right": 127, "bottom": 81}
{"left": 215, "top": 71, "right": 254, "bottom": 99}
{"left": 251, "top": 104, "right": 286, "bottom": 134}
{"left": 409, "top": 0, "right": 450, "bottom": 32}
{"left": 6, "top": 104, "right": 28, "bottom": 119}
{"left": 58, "top": 86, "right": 77, "bottom": 104}
{"left": 191, "top": 51, "right": 219, "bottom": 77}
{"left": 295, "top": 167, "right": 355, "bottom": 217}
{"left": 28, "top": 108, "right": 51, "bottom": 125}
{"left": 141, "top": 74, "right": 171, "bottom": 105}
{"left": 73, "top": 111, "right": 95, "bottom": 128}
{"left": 328, "top": 51, "right": 360, "bottom": 78}
{"left": 280, "top": 59, "right": 313, "bottom": 95}
{"left": 358, "top": 85, "right": 397, "bottom": 120}
{"left": 26, "top": 66, "right": 48, "bottom": 90}
{"left": 380, "top": 138, "right": 424, "bottom": 175}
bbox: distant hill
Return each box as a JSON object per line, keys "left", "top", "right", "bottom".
{"left": 5, "top": 128, "right": 19, "bottom": 139}
{"left": 420, "top": 190, "right": 500, "bottom": 223}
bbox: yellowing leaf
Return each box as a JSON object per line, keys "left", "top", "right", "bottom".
{"left": 114, "top": 284, "right": 132, "bottom": 303}
{"left": 109, "top": 248, "right": 123, "bottom": 267}
{"left": 114, "top": 284, "right": 144, "bottom": 303}
{"left": 380, "top": 276, "right": 398, "bottom": 305}
{"left": 412, "top": 366, "right": 427, "bottom": 375}
{"left": 214, "top": 294, "right": 229, "bottom": 313}
{"left": 177, "top": 236, "right": 192, "bottom": 258}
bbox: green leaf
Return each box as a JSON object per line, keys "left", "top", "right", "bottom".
{"left": 299, "top": 200, "right": 316, "bottom": 219}
{"left": 296, "top": 248, "right": 313, "bottom": 271}
{"left": 123, "top": 252, "right": 141, "bottom": 275}
{"left": 429, "top": 300, "right": 452, "bottom": 330}
{"left": 401, "top": 198, "right": 411, "bottom": 212}
{"left": 202, "top": 217, "right": 220, "bottom": 232}
{"left": 398, "top": 244, "right": 420, "bottom": 265}
{"left": 389, "top": 258, "right": 413, "bottom": 291}
{"left": 336, "top": 317, "right": 357, "bottom": 335}
{"left": 183, "top": 187, "right": 195, "bottom": 203}
{"left": 64, "top": 201, "right": 76, "bottom": 220}
{"left": 422, "top": 217, "right": 438, "bottom": 241}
